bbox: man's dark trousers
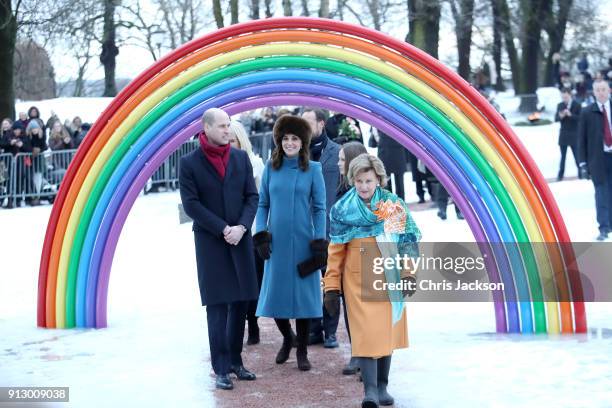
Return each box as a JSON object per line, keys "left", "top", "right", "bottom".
{"left": 593, "top": 154, "right": 612, "bottom": 234}
{"left": 207, "top": 301, "right": 248, "bottom": 375}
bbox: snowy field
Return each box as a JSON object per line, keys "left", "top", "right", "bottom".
{"left": 2, "top": 95, "right": 612, "bottom": 407}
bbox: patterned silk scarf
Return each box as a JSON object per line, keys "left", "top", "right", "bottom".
{"left": 330, "top": 186, "right": 421, "bottom": 324}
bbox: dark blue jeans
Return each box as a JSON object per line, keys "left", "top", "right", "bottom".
{"left": 206, "top": 301, "right": 248, "bottom": 375}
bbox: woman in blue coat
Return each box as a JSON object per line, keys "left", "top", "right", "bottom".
{"left": 253, "top": 114, "right": 327, "bottom": 371}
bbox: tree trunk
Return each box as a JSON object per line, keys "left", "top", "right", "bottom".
{"left": 451, "top": 0, "right": 474, "bottom": 81}
{"left": 230, "top": 0, "right": 239, "bottom": 24}
{"left": 100, "top": 0, "right": 119, "bottom": 97}
{"left": 495, "top": 0, "right": 520, "bottom": 93}
{"left": 319, "top": 0, "right": 329, "bottom": 18}
{"left": 283, "top": 0, "right": 292, "bottom": 16}
{"left": 213, "top": 0, "right": 224, "bottom": 28}
{"left": 491, "top": 0, "right": 505, "bottom": 91}
{"left": 337, "top": 0, "right": 345, "bottom": 20}
{"left": 0, "top": 0, "right": 16, "bottom": 120}
{"left": 543, "top": 0, "right": 572, "bottom": 86}
{"left": 517, "top": 0, "right": 547, "bottom": 112}
{"left": 264, "top": 0, "right": 273, "bottom": 17}
{"left": 406, "top": 0, "right": 441, "bottom": 59}
{"left": 368, "top": 0, "right": 382, "bottom": 31}
{"left": 250, "top": 0, "right": 260, "bottom": 19}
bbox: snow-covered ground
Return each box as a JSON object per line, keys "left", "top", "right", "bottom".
{"left": 1, "top": 96, "right": 611, "bottom": 407}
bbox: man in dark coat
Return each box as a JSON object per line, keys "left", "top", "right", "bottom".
{"left": 376, "top": 129, "right": 409, "bottom": 200}
{"left": 555, "top": 88, "right": 582, "bottom": 181}
{"left": 578, "top": 80, "right": 612, "bottom": 241}
{"left": 302, "top": 108, "right": 342, "bottom": 348}
{"left": 179, "top": 108, "right": 259, "bottom": 389}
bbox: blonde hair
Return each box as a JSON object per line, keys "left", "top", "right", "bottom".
{"left": 347, "top": 153, "right": 388, "bottom": 186}
{"left": 230, "top": 120, "right": 255, "bottom": 160}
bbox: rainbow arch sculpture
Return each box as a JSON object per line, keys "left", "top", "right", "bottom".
{"left": 37, "top": 17, "right": 586, "bottom": 333}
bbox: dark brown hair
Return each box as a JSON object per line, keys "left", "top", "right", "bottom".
{"left": 340, "top": 141, "right": 368, "bottom": 190}
{"left": 271, "top": 115, "right": 311, "bottom": 171}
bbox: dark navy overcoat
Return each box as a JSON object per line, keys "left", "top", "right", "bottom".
{"left": 179, "top": 148, "right": 259, "bottom": 306}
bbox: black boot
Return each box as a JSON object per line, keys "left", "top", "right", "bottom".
{"left": 247, "top": 316, "right": 260, "bottom": 345}
{"left": 274, "top": 319, "right": 293, "bottom": 364}
{"left": 359, "top": 357, "right": 379, "bottom": 408}
{"left": 342, "top": 356, "right": 360, "bottom": 375}
{"left": 377, "top": 355, "right": 394, "bottom": 406}
{"left": 296, "top": 318, "right": 311, "bottom": 371}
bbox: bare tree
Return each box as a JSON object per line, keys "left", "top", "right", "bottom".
{"left": 344, "top": 0, "right": 399, "bottom": 30}
{"left": 213, "top": 0, "right": 224, "bottom": 28}
{"left": 301, "top": 0, "right": 310, "bottom": 16}
{"left": 542, "top": 0, "right": 572, "bottom": 86}
{"left": 406, "top": 0, "right": 441, "bottom": 58}
{"left": 264, "top": 0, "right": 273, "bottom": 17}
{"left": 100, "top": 0, "right": 120, "bottom": 96}
{"left": 0, "top": 0, "right": 74, "bottom": 118}
{"left": 319, "top": 0, "right": 329, "bottom": 17}
{"left": 230, "top": 0, "right": 239, "bottom": 24}
{"left": 250, "top": 0, "right": 260, "bottom": 19}
{"left": 283, "top": 0, "right": 293, "bottom": 16}
{"left": 490, "top": 0, "right": 505, "bottom": 90}
{"left": 0, "top": 0, "right": 18, "bottom": 119}
{"left": 450, "top": 0, "right": 475, "bottom": 81}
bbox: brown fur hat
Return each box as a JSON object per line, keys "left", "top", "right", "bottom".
{"left": 272, "top": 114, "right": 312, "bottom": 147}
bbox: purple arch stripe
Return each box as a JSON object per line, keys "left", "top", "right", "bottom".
{"left": 95, "top": 95, "right": 507, "bottom": 331}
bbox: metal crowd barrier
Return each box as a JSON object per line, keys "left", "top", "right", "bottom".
{"left": 1, "top": 132, "right": 274, "bottom": 207}
{"left": 0, "top": 153, "right": 12, "bottom": 203}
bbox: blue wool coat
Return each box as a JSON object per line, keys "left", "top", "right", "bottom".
{"left": 255, "top": 157, "right": 326, "bottom": 318}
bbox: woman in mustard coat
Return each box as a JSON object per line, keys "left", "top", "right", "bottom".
{"left": 323, "top": 154, "right": 421, "bottom": 408}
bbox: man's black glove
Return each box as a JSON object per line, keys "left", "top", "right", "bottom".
{"left": 252, "top": 231, "right": 272, "bottom": 260}
{"left": 579, "top": 163, "right": 590, "bottom": 180}
{"left": 297, "top": 239, "right": 329, "bottom": 278}
{"left": 401, "top": 276, "right": 417, "bottom": 298}
{"left": 324, "top": 290, "right": 341, "bottom": 317}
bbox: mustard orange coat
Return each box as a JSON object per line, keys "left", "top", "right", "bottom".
{"left": 323, "top": 236, "right": 408, "bottom": 358}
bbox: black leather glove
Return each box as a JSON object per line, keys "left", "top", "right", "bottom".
{"left": 401, "top": 276, "right": 417, "bottom": 298}
{"left": 579, "top": 163, "right": 590, "bottom": 180}
{"left": 297, "top": 239, "right": 329, "bottom": 278}
{"left": 324, "top": 290, "right": 340, "bottom": 317}
{"left": 252, "top": 231, "right": 272, "bottom": 260}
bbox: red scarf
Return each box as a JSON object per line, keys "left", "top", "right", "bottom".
{"left": 199, "top": 131, "right": 230, "bottom": 178}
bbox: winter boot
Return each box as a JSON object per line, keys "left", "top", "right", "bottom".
{"left": 377, "top": 355, "right": 394, "bottom": 406}
{"left": 246, "top": 316, "right": 260, "bottom": 345}
{"left": 359, "top": 357, "right": 379, "bottom": 408}
{"left": 274, "top": 319, "right": 293, "bottom": 364}
{"left": 296, "top": 318, "right": 311, "bottom": 371}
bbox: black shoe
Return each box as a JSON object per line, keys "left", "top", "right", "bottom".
{"left": 308, "top": 332, "right": 324, "bottom": 345}
{"left": 437, "top": 210, "right": 447, "bottom": 220}
{"left": 342, "top": 357, "right": 360, "bottom": 375}
{"left": 456, "top": 211, "right": 465, "bottom": 220}
{"left": 246, "top": 323, "right": 260, "bottom": 345}
{"left": 596, "top": 232, "right": 608, "bottom": 241}
{"left": 323, "top": 334, "right": 339, "bottom": 348}
{"left": 297, "top": 350, "right": 311, "bottom": 371}
{"left": 215, "top": 374, "right": 234, "bottom": 390}
{"left": 557, "top": 175, "right": 563, "bottom": 182}
{"left": 276, "top": 337, "right": 292, "bottom": 364}
{"left": 418, "top": 196, "right": 425, "bottom": 204}
{"left": 230, "top": 365, "right": 256, "bottom": 381}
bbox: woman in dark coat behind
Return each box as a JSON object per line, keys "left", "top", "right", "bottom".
{"left": 375, "top": 130, "right": 409, "bottom": 200}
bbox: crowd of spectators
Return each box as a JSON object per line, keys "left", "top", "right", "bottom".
{"left": 0, "top": 106, "right": 91, "bottom": 208}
